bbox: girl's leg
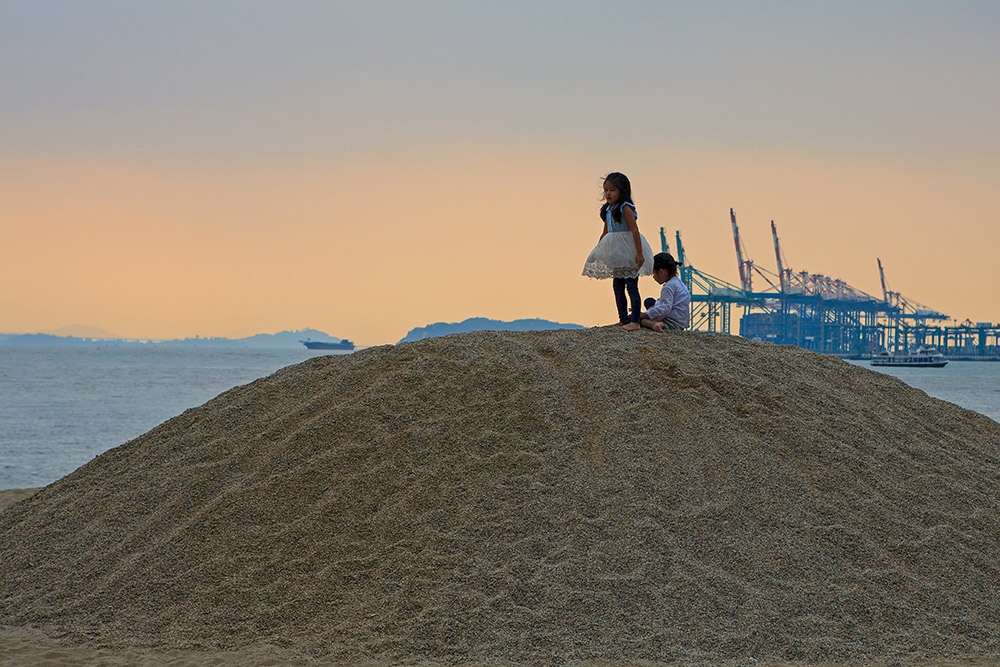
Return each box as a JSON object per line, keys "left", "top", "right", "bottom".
{"left": 612, "top": 278, "right": 629, "bottom": 325}
{"left": 626, "top": 278, "right": 641, "bottom": 322}
{"left": 622, "top": 278, "right": 642, "bottom": 330}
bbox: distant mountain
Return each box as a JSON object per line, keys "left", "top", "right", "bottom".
{"left": 43, "top": 324, "right": 121, "bottom": 339}
{"left": 398, "top": 317, "right": 585, "bottom": 344}
{"left": 0, "top": 333, "right": 97, "bottom": 347}
{"left": 153, "top": 328, "right": 346, "bottom": 349}
{"left": 0, "top": 328, "right": 349, "bottom": 349}
{"left": 245, "top": 329, "right": 347, "bottom": 349}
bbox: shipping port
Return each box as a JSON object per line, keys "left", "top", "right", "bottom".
{"left": 663, "top": 210, "right": 1000, "bottom": 359}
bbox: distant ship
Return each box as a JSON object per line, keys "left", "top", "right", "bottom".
{"left": 300, "top": 339, "right": 355, "bottom": 351}
{"left": 871, "top": 345, "right": 948, "bottom": 368}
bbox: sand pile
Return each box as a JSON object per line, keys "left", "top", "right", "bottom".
{"left": 2, "top": 328, "right": 1000, "bottom": 664}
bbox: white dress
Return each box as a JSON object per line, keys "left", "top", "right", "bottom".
{"left": 582, "top": 202, "right": 654, "bottom": 279}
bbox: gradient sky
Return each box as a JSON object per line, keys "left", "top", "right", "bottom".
{"left": 2, "top": 1, "right": 998, "bottom": 345}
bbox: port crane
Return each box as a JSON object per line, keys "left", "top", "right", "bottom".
{"left": 877, "top": 258, "right": 946, "bottom": 320}
{"left": 657, "top": 208, "right": 996, "bottom": 357}
{"left": 876, "top": 257, "right": 948, "bottom": 351}
{"left": 730, "top": 209, "right": 781, "bottom": 294}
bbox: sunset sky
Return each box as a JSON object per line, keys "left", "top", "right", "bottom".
{"left": 2, "top": 1, "right": 998, "bottom": 345}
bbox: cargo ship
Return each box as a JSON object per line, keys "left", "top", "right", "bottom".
{"left": 300, "top": 339, "right": 355, "bottom": 351}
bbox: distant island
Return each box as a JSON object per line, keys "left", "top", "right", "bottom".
{"left": 398, "top": 317, "right": 585, "bottom": 344}
{"left": 0, "top": 328, "right": 349, "bottom": 350}
{"left": 43, "top": 324, "right": 122, "bottom": 339}
{"left": 3, "top": 319, "right": 588, "bottom": 349}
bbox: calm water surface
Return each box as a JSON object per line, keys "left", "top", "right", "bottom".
{"left": 846, "top": 359, "right": 1000, "bottom": 424}
{"left": 0, "top": 346, "right": 340, "bottom": 489}
{"left": 1, "top": 346, "right": 997, "bottom": 489}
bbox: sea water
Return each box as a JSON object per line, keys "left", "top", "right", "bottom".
{"left": 0, "top": 346, "right": 342, "bottom": 489}
{"left": 845, "top": 359, "right": 1000, "bottom": 424}
{"left": 1, "top": 346, "right": 998, "bottom": 490}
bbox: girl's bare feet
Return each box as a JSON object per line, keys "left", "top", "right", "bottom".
{"left": 621, "top": 322, "right": 640, "bottom": 331}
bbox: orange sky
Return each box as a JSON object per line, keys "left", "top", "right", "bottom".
{"left": 2, "top": 3, "right": 998, "bottom": 345}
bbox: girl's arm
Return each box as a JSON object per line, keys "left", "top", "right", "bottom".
{"left": 623, "top": 205, "right": 643, "bottom": 268}
{"left": 599, "top": 219, "right": 608, "bottom": 242}
{"left": 645, "top": 285, "right": 675, "bottom": 321}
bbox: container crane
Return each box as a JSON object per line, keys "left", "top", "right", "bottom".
{"left": 731, "top": 208, "right": 752, "bottom": 293}
{"left": 765, "top": 219, "right": 874, "bottom": 301}
{"left": 876, "top": 258, "right": 947, "bottom": 320}
{"left": 877, "top": 258, "right": 897, "bottom": 306}
{"left": 771, "top": 220, "right": 790, "bottom": 293}
{"left": 730, "top": 209, "right": 781, "bottom": 293}
{"left": 654, "top": 214, "right": 998, "bottom": 358}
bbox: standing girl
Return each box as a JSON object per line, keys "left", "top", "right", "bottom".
{"left": 582, "top": 172, "right": 654, "bottom": 330}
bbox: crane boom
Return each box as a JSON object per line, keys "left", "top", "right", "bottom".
{"left": 877, "top": 258, "right": 889, "bottom": 303}
{"left": 771, "top": 220, "right": 786, "bottom": 292}
{"left": 730, "top": 208, "right": 750, "bottom": 292}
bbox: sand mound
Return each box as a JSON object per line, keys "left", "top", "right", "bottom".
{"left": 2, "top": 329, "right": 999, "bottom": 664}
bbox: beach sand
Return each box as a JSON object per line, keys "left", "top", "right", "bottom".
{"left": 2, "top": 490, "right": 312, "bottom": 664}
{"left": 0, "top": 488, "right": 39, "bottom": 512}
{"left": 2, "top": 328, "right": 1000, "bottom": 665}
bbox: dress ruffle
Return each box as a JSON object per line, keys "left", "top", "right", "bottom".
{"left": 582, "top": 231, "right": 654, "bottom": 279}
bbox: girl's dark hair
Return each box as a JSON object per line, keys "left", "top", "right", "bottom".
{"left": 599, "top": 172, "right": 634, "bottom": 223}
{"left": 653, "top": 252, "right": 682, "bottom": 278}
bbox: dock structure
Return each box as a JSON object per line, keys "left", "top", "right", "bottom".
{"left": 662, "top": 212, "right": 1000, "bottom": 359}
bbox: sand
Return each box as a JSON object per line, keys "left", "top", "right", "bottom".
{"left": 2, "top": 328, "right": 999, "bottom": 665}
{"left": 0, "top": 488, "right": 40, "bottom": 512}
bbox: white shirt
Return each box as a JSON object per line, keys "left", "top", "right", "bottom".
{"left": 646, "top": 276, "right": 690, "bottom": 327}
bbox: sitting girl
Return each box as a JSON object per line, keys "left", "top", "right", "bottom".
{"left": 641, "top": 252, "right": 690, "bottom": 331}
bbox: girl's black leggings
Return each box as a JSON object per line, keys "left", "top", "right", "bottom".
{"left": 612, "top": 277, "right": 641, "bottom": 324}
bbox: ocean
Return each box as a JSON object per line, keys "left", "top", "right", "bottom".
{"left": 0, "top": 346, "right": 344, "bottom": 490}
{"left": 1, "top": 345, "right": 998, "bottom": 490}
{"left": 845, "top": 358, "right": 1000, "bottom": 422}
